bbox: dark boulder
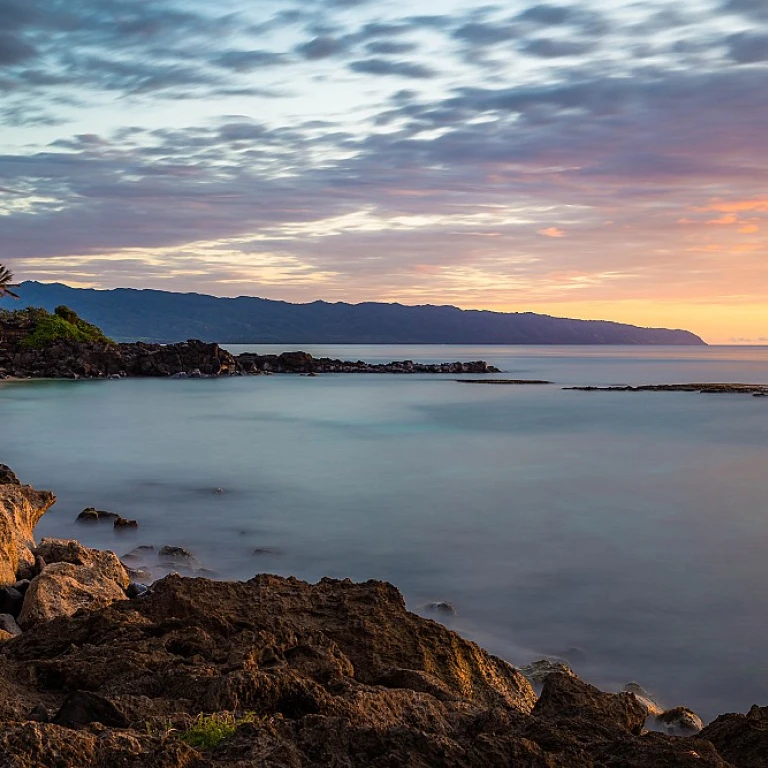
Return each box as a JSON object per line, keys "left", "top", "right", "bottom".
{"left": 52, "top": 691, "right": 129, "bottom": 729}
{"left": 0, "top": 586, "right": 24, "bottom": 617}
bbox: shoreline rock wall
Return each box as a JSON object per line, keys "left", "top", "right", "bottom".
{"left": 0, "top": 337, "right": 499, "bottom": 379}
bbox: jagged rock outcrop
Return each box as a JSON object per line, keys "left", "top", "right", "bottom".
{"left": 0, "top": 573, "right": 755, "bottom": 767}
{"left": 0, "top": 466, "right": 765, "bottom": 767}
{"left": 701, "top": 705, "right": 768, "bottom": 767}
{"left": 0, "top": 471, "right": 56, "bottom": 586}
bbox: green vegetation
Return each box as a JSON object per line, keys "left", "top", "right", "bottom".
{"left": 20, "top": 305, "right": 113, "bottom": 349}
{"left": 178, "top": 712, "right": 261, "bottom": 750}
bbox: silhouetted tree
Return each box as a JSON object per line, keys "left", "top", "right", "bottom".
{"left": 0, "top": 264, "right": 19, "bottom": 299}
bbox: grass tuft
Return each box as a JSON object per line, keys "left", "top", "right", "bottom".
{"left": 178, "top": 712, "right": 260, "bottom": 750}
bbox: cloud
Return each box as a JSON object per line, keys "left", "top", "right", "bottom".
{"left": 214, "top": 50, "right": 288, "bottom": 72}
{"left": 726, "top": 33, "right": 768, "bottom": 64}
{"left": 538, "top": 227, "right": 565, "bottom": 237}
{"left": 296, "top": 36, "right": 349, "bottom": 60}
{"left": 521, "top": 38, "right": 597, "bottom": 57}
{"left": 365, "top": 41, "right": 418, "bottom": 55}
{"left": 722, "top": 0, "right": 768, "bottom": 21}
{"left": 348, "top": 58, "right": 437, "bottom": 79}
{"left": 0, "top": 33, "right": 37, "bottom": 66}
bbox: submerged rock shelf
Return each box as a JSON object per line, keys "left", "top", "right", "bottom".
{"left": 456, "top": 378, "right": 552, "bottom": 385}
{"left": 1, "top": 463, "right": 767, "bottom": 766}
{"left": 566, "top": 383, "right": 768, "bottom": 395}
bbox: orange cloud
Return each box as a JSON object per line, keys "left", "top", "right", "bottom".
{"left": 701, "top": 199, "right": 768, "bottom": 213}
{"left": 705, "top": 214, "right": 738, "bottom": 225}
{"left": 538, "top": 227, "right": 565, "bottom": 238}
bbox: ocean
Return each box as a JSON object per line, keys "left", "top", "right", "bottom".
{"left": 2, "top": 344, "right": 768, "bottom": 721}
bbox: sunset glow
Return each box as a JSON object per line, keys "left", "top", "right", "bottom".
{"left": 2, "top": 0, "right": 768, "bottom": 343}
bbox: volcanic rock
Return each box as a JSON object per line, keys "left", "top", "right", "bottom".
{"left": 701, "top": 704, "right": 768, "bottom": 767}
{"left": 0, "top": 478, "right": 56, "bottom": 586}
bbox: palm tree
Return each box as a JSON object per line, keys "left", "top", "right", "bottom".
{"left": 0, "top": 264, "right": 19, "bottom": 299}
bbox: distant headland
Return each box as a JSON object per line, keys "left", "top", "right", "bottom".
{"left": 1, "top": 281, "right": 705, "bottom": 346}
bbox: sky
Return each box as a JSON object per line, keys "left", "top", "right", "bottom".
{"left": 1, "top": 0, "right": 767, "bottom": 343}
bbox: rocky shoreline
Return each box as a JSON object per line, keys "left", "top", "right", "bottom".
{"left": 1, "top": 466, "right": 766, "bottom": 766}
{"left": 0, "top": 338, "right": 499, "bottom": 380}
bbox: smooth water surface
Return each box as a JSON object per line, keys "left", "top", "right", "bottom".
{"left": 2, "top": 344, "right": 768, "bottom": 721}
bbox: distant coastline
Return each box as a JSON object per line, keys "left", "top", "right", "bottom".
{"left": 2, "top": 281, "right": 706, "bottom": 346}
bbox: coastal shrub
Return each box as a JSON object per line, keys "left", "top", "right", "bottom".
{"left": 20, "top": 305, "right": 113, "bottom": 348}
{"left": 179, "top": 712, "right": 260, "bottom": 749}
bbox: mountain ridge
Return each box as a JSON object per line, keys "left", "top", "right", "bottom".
{"left": 1, "top": 281, "right": 706, "bottom": 345}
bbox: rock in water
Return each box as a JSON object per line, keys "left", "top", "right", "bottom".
{"left": 425, "top": 601, "right": 457, "bottom": 616}
{"left": 76, "top": 507, "right": 119, "bottom": 523}
{"left": 0, "top": 478, "right": 56, "bottom": 586}
{"left": 113, "top": 516, "right": 138, "bottom": 529}
{"left": 520, "top": 658, "right": 577, "bottom": 686}
{"left": 158, "top": 545, "right": 196, "bottom": 564}
{"left": 654, "top": 706, "right": 704, "bottom": 735}
{"left": 52, "top": 691, "right": 129, "bottom": 729}
{"left": 126, "top": 582, "right": 148, "bottom": 599}
{"left": 623, "top": 681, "right": 663, "bottom": 718}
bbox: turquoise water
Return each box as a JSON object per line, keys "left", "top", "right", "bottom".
{"left": 2, "top": 344, "right": 768, "bottom": 721}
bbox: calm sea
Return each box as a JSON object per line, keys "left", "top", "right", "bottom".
{"left": 2, "top": 344, "right": 768, "bottom": 721}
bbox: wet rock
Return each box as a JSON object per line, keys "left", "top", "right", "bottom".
{"left": 0, "top": 585, "right": 24, "bottom": 617}
{"left": 701, "top": 704, "right": 768, "bottom": 767}
{"left": 534, "top": 672, "right": 648, "bottom": 735}
{"left": 113, "top": 516, "right": 138, "bottom": 529}
{"left": 53, "top": 691, "right": 129, "bottom": 728}
{"left": 520, "top": 658, "right": 577, "bottom": 686}
{"left": 425, "top": 600, "right": 457, "bottom": 616}
{"left": 126, "top": 582, "right": 149, "bottom": 599}
{"left": 623, "top": 681, "right": 663, "bottom": 718}
{"left": 0, "top": 612, "right": 22, "bottom": 636}
{"left": 654, "top": 706, "right": 704, "bottom": 735}
{"left": 0, "top": 478, "right": 56, "bottom": 586}
{"left": 158, "top": 545, "right": 195, "bottom": 563}
{"left": 76, "top": 507, "right": 119, "bottom": 523}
